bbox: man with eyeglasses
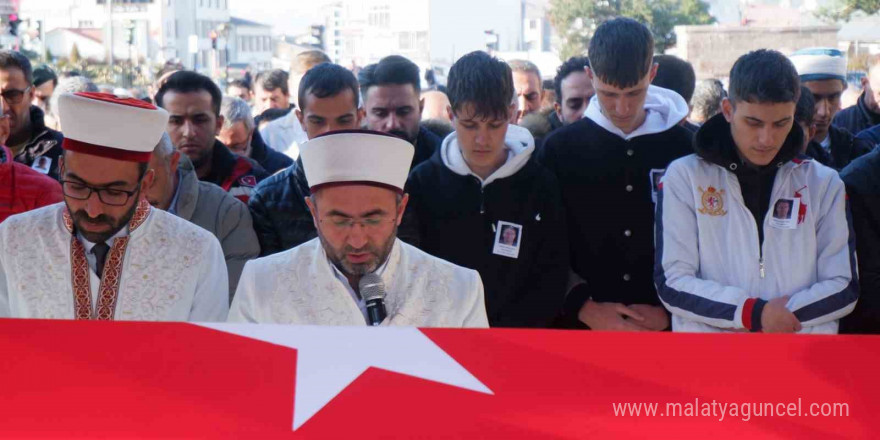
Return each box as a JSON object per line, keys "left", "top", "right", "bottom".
{"left": 228, "top": 131, "right": 489, "bottom": 327}
{"left": 0, "top": 51, "right": 64, "bottom": 179}
{"left": 0, "top": 92, "right": 228, "bottom": 322}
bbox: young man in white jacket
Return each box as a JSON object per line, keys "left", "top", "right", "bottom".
{"left": 655, "top": 49, "right": 859, "bottom": 333}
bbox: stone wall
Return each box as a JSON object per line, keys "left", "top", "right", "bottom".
{"left": 672, "top": 25, "right": 841, "bottom": 79}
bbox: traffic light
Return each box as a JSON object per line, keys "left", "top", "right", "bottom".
{"left": 8, "top": 14, "right": 21, "bottom": 36}
{"left": 210, "top": 30, "right": 218, "bottom": 50}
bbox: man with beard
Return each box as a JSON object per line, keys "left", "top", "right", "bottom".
{"left": 0, "top": 92, "right": 228, "bottom": 321}
{"left": 790, "top": 48, "right": 872, "bottom": 170}
{"left": 229, "top": 131, "right": 488, "bottom": 327}
{"left": 248, "top": 63, "right": 364, "bottom": 256}
{"left": 359, "top": 55, "right": 440, "bottom": 168}
{"left": 156, "top": 71, "right": 268, "bottom": 203}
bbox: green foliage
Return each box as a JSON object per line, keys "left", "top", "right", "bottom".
{"left": 548, "top": 0, "right": 715, "bottom": 60}
{"left": 816, "top": 0, "right": 880, "bottom": 22}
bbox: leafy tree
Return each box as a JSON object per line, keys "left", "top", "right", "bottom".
{"left": 817, "top": 0, "right": 880, "bottom": 21}
{"left": 549, "top": 0, "right": 715, "bottom": 60}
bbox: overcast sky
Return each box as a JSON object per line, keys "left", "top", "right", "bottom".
{"left": 228, "top": 0, "right": 326, "bottom": 36}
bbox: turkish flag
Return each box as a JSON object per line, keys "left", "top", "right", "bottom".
{"left": 0, "top": 319, "right": 874, "bottom": 438}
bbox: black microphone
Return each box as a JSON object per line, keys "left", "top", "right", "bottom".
{"left": 359, "top": 273, "right": 387, "bottom": 326}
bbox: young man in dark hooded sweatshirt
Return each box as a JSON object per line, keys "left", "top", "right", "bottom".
{"left": 405, "top": 51, "right": 569, "bottom": 328}
{"left": 655, "top": 50, "right": 858, "bottom": 333}
{"left": 538, "top": 18, "right": 693, "bottom": 331}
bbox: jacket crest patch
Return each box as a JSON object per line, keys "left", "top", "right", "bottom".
{"left": 698, "top": 186, "right": 727, "bottom": 216}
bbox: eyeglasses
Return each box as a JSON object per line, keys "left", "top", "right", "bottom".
{"left": 319, "top": 215, "right": 397, "bottom": 232}
{"left": 61, "top": 180, "right": 141, "bottom": 206}
{"left": 0, "top": 86, "right": 32, "bottom": 105}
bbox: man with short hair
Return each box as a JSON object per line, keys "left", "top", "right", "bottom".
{"left": 0, "top": 92, "right": 228, "bottom": 321}
{"left": 652, "top": 54, "right": 698, "bottom": 132}
{"left": 656, "top": 49, "right": 857, "bottom": 333}
{"left": 155, "top": 71, "right": 268, "bottom": 203}
{"left": 508, "top": 59, "right": 543, "bottom": 125}
{"left": 46, "top": 75, "right": 99, "bottom": 131}
{"left": 689, "top": 79, "right": 727, "bottom": 125}
{"left": 833, "top": 55, "right": 880, "bottom": 135}
{"left": 359, "top": 55, "right": 440, "bottom": 169}
{"left": 227, "top": 79, "right": 253, "bottom": 104}
{"left": 249, "top": 63, "right": 364, "bottom": 256}
{"left": 0, "top": 50, "right": 64, "bottom": 179}
{"left": 218, "top": 96, "right": 293, "bottom": 174}
{"left": 253, "top": 69, "right": 291, "bottom": 115}
{"left": 0, "top": 91, "right": 63, "bottom": 222}
{"left": 146, "top": 132, "right": 260, "bottom": 300}
{"left": 260, "top": 50, "right": 331, "bottom": 159}
{"left": 32, "top": 64, "right": 58, "bottom": 112}
{"left": 538, "top": 18, "right": 693, "bottom": 331}
{"left": 553, "top": 56, "right": 594, "bottom": 126}
{"left": 229, "top": 131, "right": 489, "bottom": 327}
{"left": 791, "top": 48, "right": 872, "bottom": 170}
{"left": 405, "top": 51, "right": 569, "bottom": 328}
{"left": 795, "top": 85, "right": 817, "bottom": 154}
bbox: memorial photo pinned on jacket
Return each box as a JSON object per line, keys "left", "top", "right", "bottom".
{"left": 770, "top": 198, "right": 800, "bottom": 230}
{"left": 650, "top": 168, "right": 665, "bottom": 203}
{"left": 32, "top": 156, "right": 51, "bottom": 175}
{"left": 493, "top": 221, "right": 522, "bottom": 259}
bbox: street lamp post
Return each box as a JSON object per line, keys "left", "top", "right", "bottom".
{"left": 216, "top": 23, "right": 231, "bottom": 86}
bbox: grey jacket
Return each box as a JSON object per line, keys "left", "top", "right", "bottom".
{"left": 174, "top": 157, "right": 260, "bottom": 302}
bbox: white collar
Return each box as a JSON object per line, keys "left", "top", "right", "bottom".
{"left": 77, "top": 226, "right": 129, "bottom": 254}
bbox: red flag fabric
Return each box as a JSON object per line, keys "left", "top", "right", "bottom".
{"left": 0, "top": 319, "right": 873, "bottom": 438}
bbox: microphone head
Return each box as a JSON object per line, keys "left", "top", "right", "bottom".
{"left": 359, "top": 273, "right": 386, "bottom": 302}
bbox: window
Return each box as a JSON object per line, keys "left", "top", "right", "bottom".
{"left": 368, "top": 4, "right": 390, "bottom": 28}
{"left": 530, "top": 19, "right": 537, "bottom": 30}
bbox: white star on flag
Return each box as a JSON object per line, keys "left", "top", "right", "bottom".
{"left": 197, "top": 323, "right": 493, "bottom": 430}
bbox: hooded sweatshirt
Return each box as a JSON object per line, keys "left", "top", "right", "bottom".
{"left": 537, "top": 85, "right": 695, "bottom": 327}
{"left": 404, "top": 124, "right": 570, "bottom": 328}
{"left": 655, "top": 113, "right": 857, "bottom": 333}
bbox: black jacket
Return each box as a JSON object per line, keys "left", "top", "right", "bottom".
{"left": 537, "top": 116, "right": 693, "bottom": 327}
{"left": 405, "top": 148, "right": 569, "bottom": 328}
{"left": 202, "top": 140, "right": 269, "bottom": 203}
{"left": 412, "top": 126, "right": 441, "bottom": 170}
{"left": 804, "top": 125, "right": 873, "bottom": 171}
{"left": 695, "top": 114, "right": 804, "bottom": 246}
{"left": 248, "top": 158, "right": 315, "bottom": 257}
{"left": 833, "top": 92, "right": 880, "bottom": 137}
{"left": 855, "top": 124, "right": 880, "bottom": 148}
{"left": 839, "top": 148, "right": 880, "bottom": 334}
{"left": 12, "top": 106, "right": 64, "bottom": 180}
{"left": 248, "top": 131, "right": 438, "bottom": 257}
{"left": 250, "top": 130, "right": 293, "bottom": 175}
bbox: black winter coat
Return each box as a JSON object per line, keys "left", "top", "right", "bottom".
{"left": 805, "top": 125, "right": 873, "bottom": 171}
{"left": 405, "top": 151, "right": 569, "bottom": 328}
{"left": 537, "top": 117, "right": 693, "bottom": 327}
{"left": 839, "top": 148, "right": 880, "bottom": 334}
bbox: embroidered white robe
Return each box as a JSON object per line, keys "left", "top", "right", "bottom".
{"left": 0, "top": 203, "right": 229, "bottom": 321}
{"left": 229, "top": 238, "right": 489, "bottom": 327}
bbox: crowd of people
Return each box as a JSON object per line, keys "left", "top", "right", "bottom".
{"left": 0, "top": 16, "right": 877, "bottom": 334}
